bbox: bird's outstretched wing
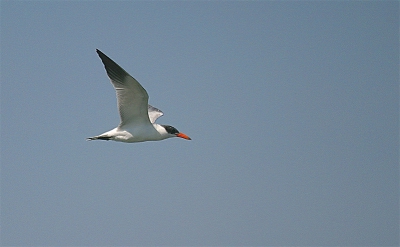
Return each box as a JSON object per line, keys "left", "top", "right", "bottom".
{"left": 96, "top": 49, "right": 151, "bottom": 127}
{"left": 148, "top": 104, "right": 164, "bottom": 123}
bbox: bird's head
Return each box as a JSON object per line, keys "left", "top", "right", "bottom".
{"left": 162, "top": 125, "right": 191, "bottom": 140}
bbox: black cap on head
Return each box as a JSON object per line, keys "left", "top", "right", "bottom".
{"left": 162, "top": 125, "right": 180, "bottom": 135}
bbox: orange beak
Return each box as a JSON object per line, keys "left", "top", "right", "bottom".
{"left": 176, "top": 132, "right": 191, "bottom": 140}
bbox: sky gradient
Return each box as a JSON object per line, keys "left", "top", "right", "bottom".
{"left": 1, "top": 1, "right": 398, "bottom": 246}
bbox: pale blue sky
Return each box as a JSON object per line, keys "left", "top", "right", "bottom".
{"left": 1, "top": 1, "right": 398, "bottom": 246}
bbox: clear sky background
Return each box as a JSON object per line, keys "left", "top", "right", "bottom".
{"left": 1, "top": 1, "right": 398, "bottom": 246}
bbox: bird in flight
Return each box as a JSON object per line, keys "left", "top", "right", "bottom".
{"left": 87, "top": 49, "right": 191, "bottom": 143}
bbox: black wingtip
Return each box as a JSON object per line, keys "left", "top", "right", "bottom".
{"left": 96, "top": 49, "right": 112, "bottom": 62}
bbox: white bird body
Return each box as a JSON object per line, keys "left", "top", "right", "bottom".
{"left": 88, "top": 49, "right": 191, "bottom": 143}
{"left": 96, "top": 123, "right": 168, "bottom": 143}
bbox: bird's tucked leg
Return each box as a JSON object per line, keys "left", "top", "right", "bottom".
{"left": 86, "top": 136, "right": 112, "bottom": 141}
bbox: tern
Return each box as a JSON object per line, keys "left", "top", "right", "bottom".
{"left": 87, "top": 49, "right": 191, "bottom": 143}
